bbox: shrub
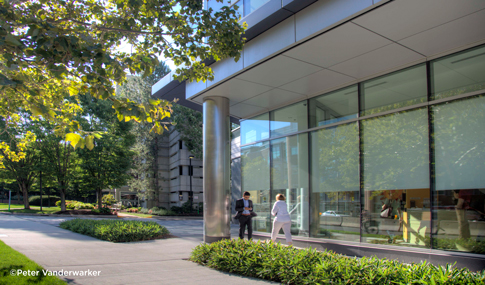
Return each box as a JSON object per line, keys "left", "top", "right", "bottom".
{"left": 170, "top": 206, "right": 183, "bottom": 214}
{"left": 181, "top": 201, "right": 193, "bottom": 213}
{"left": 92, "top": 206, "right": 112, "bottom": 215}
{"left": 127, "top": 208, "right": 139, "bottom": 213}
{"left": 102, "top": 194, "right": 117, "bottom": 206}
{"left": 151, "top": 207, "right": 160, "bottom": 212}
{"left": 190, "top": 239, "right": 485, "bottom": 284}
{"left": 28, "top": 195, "right": 60, "bottom": 206}
{"left": 59, "top": 219, "right": 170, "bottom": 242}
{"left": 140, "top": 208, "right": 149, "bottom": 214}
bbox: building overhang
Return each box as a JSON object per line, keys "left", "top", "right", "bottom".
{"left": 153, "top": 0, "right": 485, "bottom": 121}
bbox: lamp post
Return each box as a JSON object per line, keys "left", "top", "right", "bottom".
{"left": 189, "top": 155, "right": 194, "bottom": 211}
{"left": 40, "top": 157, "right": 42, "bottom": 212}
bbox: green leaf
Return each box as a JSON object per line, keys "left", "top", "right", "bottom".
{"left": 85, "top": 135, "right": 94, "bottom": 150}
{"left": 5, "top": 34, "right": 22, "bottom": 46}
{"left": 65, "top": 133, "right": 82, "bottom": 148}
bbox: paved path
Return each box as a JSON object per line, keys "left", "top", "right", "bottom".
{"left": 0, "top": 214, "right": 275, "bottom": 285}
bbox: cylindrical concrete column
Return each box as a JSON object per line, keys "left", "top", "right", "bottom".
{"left": 203, "top": 96, "right": 231, "bottom": 243}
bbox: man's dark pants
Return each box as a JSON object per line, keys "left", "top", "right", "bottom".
{"left": 239, "top": 215, "right": 252, "bottom": 239}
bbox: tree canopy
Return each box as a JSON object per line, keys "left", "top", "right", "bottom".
{"left": 0, "top": 0, "right": 245, "bottom": 165}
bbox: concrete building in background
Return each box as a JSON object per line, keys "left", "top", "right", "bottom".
{"left": 152, "top": 0, "right": 485, "bottom": 270}
{"left": 105, "top": 128, "right": 202, "bottom": 209}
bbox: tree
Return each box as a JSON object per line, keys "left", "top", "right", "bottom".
{"left": 0, "top": 0, "right": 246, "bottom": 163}
{"left": 117, "top": 62, "right": 170, "bottom": 204}
{"left": 172, "top": 103, "right": 203, "bottom": 159}
{"left": 33, "top": 120, "right": 78, "bottom": 211}
{"left": 76, "top": 94, "right": 135, "bottom": 209}
{"left": 0, "top": 115, "right": 39, "bottom": 208}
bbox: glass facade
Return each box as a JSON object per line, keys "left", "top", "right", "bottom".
{"left": 432, "top": 95, "right": 485, "bottom": 251}
{"left": 239, "top": 45, "right": 485, "bottom": 254}
{"left": 310, "top": 122, "right": 359, "bottom": 241}
{"left": 241, "top": 141, "right": 271, "bottom": 232}
{"left": 271, "top": 134, "right": 309, "bottom": 237}
{"left": 240, "top": 112, "right": 269, "bottom": 145}
{"left": 270, "top": 101, "right": 308, "bottom": 137}
{"left": 431, "top": 45, "right": 485, "bottom": 100}
{"left": 362, "top": 108, "right": 430, "bottom": 247}
{"left": 309, "top": 85, "right": 358, "bottom": 127}
{"left": 361, "top": 64, "right": 427, "bottom": 116}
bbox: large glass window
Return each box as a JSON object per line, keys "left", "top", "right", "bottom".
{"left": 432, "top": 95, "right": 485, "bottom": 253}
{"left": 241, "top": 142, "right": 271, "bottom": 232}
{"left": 270, "top": 101, "right": 308, "bottom": 137}
{"left": 432, "top": 45, "right": 485, "bottom": 100}
{"left": 361, "top": 64, "right": 427, "bottom": 116}
{"left": 309, "top": 85, "right": 358, "bottom": 128}
{"left": 362, "top": 108, "right": 430, "bottom": 248}
{"left": 240, "top": 113, "right": 269, "bottom": 145}
{"left": 310, "top": 122, "right": 360, "bottom": 241}
{"left": 270, "top": 134, "right": 309, "bottom": 237}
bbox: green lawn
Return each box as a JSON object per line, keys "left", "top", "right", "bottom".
{"left": 0, "top": 206, "right": 61, "bottom": 214}
{"left": 0, "top": 240, "right": 66, "bottom": 284}
{"left": 121, "top": 212, "right": 153, "bottom": 218}
{"left": 0, "top": 203, "right": 24, "bottom": 209}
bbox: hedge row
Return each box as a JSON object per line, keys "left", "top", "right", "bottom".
{"left": 190, "top": 239, "right": 485, "bottom": 285}
{"left": 59, "top": 219, "right": 169, "bottom": 242}
{"left": 28, "top": 195, "right": 60, "bottom": 206}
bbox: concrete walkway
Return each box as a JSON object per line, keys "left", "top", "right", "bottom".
{"left": 0, "top": 214, "right": 275, "bottom": 285}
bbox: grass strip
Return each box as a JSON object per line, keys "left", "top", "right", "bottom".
{"left": 0, "top": 206, "right": 62, "bottom": 214}
{"left": 59, "top": 219, "right": 169, "bottom": 242}
{"left": 0, "top": 240, "right": 66, "bottom": 285}
{"left": 120, "top": 213, "right": 153, "bottom": 218}
{"left": 190, "top": 239, "right": 485, "bottom": 284}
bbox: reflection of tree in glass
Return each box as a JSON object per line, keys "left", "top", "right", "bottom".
{"left": 241, "top": 143, "right": 270, "bottom": 192}
{"left": 362, "top": 108, "right": 429, "bottom": 194}
{"left": 432, "top": 95, "right": 485, "bottom": 190}
{"left": 315, "top": 122, "right": 359, "bottom": 201}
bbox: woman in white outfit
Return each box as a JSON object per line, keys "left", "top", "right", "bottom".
{"left": 271, "top": 194, "right": 293, "bottom": 245}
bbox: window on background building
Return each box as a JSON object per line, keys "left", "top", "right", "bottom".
{"left": 432, "top": 95, "right": 485, "bottom": 253}
{"left": 205, "top": 0, "right": 243, "bottom": 16}
{"left": 270, "top": 101, "right": 308, "bottom": 137}
{"left": 361, "top": 64, "right": 427, "bottom": 116}
{"left": 243, "top": 0, "right": 269, "bottom": 16}
{"left": 309, "top": 85, "right": 358, "bottom": 127}
{"left": 362, "top": 108, "right": 430, "bottom": 248}
{"left": 241, "top": 141, "right": 271, "bottom": 232}
{"left": 270, "top": 134, "right": 309, "bottom": 238}
{"left": 310, "top": 122, "right": 360, "bottom": 241}
{"left": 431, "top": 45, "right": 485, "bottom": 100}
{"left": 240, "top": 113, "right": 269, "bottom": 145}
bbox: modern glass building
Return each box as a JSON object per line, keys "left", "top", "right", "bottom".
{"left": 153, "top": 0, "right": 485, "bottom": 270}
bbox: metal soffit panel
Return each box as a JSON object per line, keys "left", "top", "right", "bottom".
{"left": 398, "top": 9, "right": 485, "bottom": 57}
{"left": 242, "top": 88, "right": 306, "bottom": 109}
{"left": 283, "top": 22, "right": 392, "bottom": 68}
{"left": 352, "top": 0, "right": 485, "bottom": 42}
{"left": 193, "top": 0, "right": 485, "bottom": 119}
{"left": 236, "top": 55, "right": 322, "bottom": 87}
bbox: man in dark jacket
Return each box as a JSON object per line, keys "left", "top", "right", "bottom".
{"left": 235, "top": 191, "right": 253, "bottom": 240}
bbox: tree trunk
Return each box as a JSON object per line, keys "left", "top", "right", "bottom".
{"left": 21, "top": 183, "right": 30, "bottom": 209}
{"left": 16, "top": 188, "right": 21, "bottom": 205}
{"left": 60, "top": 190, "right": 66, "bottom": 211}
{"left": 97, "top": 189, "right": 103, "bottom": 209}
